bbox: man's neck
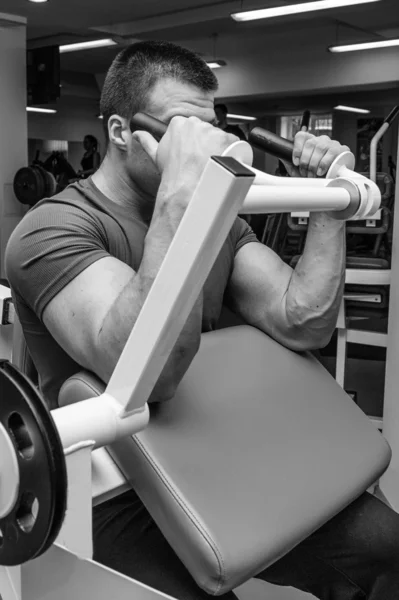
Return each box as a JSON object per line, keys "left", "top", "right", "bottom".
{"left": 92, "top": 155, "right": 154, "bottom": 223}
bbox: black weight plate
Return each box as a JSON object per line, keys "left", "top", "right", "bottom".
{"left": 13, "top": 167, "right": 45, "bottom": 206}
{"left": 44, "top": 170, "right": 57, "bottom": 197}
{"left": 0, "top": 361, "right": 67, "bottom": 566}
{"left": 33, "top": 166, "right": 46, "bottom": 205}
{"left": 37, "top": 166, "right": 57, "bottom": 199}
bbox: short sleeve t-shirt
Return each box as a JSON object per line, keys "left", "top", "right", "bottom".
{"left": 5, "top": 178, "right": 258, "bottom": 408}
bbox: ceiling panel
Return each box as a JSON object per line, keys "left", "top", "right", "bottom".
{"left": 2, "top": 0, "right": 398, "bottom": 107}
{"left": 1, "top": 0, "right": 397, "bottom": 42}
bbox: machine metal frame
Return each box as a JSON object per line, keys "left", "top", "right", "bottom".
{"left": 0, "top": 134, "right": 389, "bottom": 599}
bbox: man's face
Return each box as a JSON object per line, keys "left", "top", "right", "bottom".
{"left": 127, "top": 78, "right": 216, "bottom": 196}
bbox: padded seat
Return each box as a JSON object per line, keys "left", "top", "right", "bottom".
{"left": 59, "top": 325, "right": 390, "bottom": 595}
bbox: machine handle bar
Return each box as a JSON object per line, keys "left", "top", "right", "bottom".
{"left": 131, "top": 113, "right": 295, "bottom": 163}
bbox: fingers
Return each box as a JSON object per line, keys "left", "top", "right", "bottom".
{"left": 299, "top": 139, "right": 319, "bottom": 178}
{"left": 132, "top": 131, "right": 159, "bottom": 163}
{"left": 281, "top": 159, "right": 299, "bottom": 178}
{"left": 292, "top": 132, "right": 349, "bottom": 178}
{"left": 316, "top": 147, "right": 342, "bottom": 177}
{"left": 292, "top": 132, "right": 313, "bottom": 170}
{"left": 307, "top": 137, "right": 331, "bottom": 177}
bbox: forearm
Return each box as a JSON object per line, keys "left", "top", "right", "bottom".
{"left": 284, "top": 212, "right": 346, "bottom": 349}
{"left": 98, "top": 185, "right": 203, "bottom": 400}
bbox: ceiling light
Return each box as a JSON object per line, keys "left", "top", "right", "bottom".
{"left": 28, "top": 0, "right": 49, "bottom": 3}
{"left": 59, "top": 39, "right": 117, "bottom": 53}
{"left": 206, "top": 60, "right": 226, "bottom": 69}
{"left": 228, "top": 114, "right": 257, "bottom": 121}
{"left": 98, "top": 115, "right": 104, "bottom": 119}
{"left": 26, "top": 107, "right": 57, "bottom": 113}
{"left": 231, "top": 0, "right": 380, "bottom": 22}
{"left": 329, "top": 38, "right": 399, "bottom": 52}
{"left": 334, "top": 105, "right": 370, "bottom": 114}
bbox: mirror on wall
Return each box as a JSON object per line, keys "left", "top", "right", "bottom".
{"left": 279, "top": 114, "right": 333, "bottom": 140}
{"left": 28, "top": 139, "right": 102, "bottom": 176}
{"left": 28, "top": 139, "right": 73, "bottom": 167}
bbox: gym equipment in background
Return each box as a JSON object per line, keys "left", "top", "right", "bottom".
{"left": 13, "top": 165, "right": 57, "bottom": 207}
{"left": 13, "top": 151, "right": 77, "bottom": 207}
{"left": 283, "top": 107, "right": 399, "bottom": 428}
{"left": 0, "top": 117, "right": 390, "bottom": 600}
{"left": 332, "top": 107, "right": 399, "bottom": 420}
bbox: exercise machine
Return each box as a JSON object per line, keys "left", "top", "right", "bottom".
{"left": 332, "top": 107, "right": 399, "bottom": 425}
{"left": 13, "top": 151, "right": 78, "bottom": 207}
{"left": 0, "top": 116, "right": 391, "bottom": 600}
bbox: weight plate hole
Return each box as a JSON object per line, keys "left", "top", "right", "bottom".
{"left": 8, "top": 412, "right": 34, "bottom": 460}
{"left": 0, "top": 527, "right": 3, "bottom": 547}
{"left": 16, "top": 494, "right": 39, "bottom": 534}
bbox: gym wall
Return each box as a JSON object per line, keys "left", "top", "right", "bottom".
{"left": 28, "top": 106, "right": 105, "bottom": 147}
{"left": 0, "top": 20, "right": 28, "bottom": 279}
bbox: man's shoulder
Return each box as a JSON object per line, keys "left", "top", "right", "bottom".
{"left": 6, "top": 188, "right": 105, "bottom": 263}
{"left": 17, "top": 185, "right": 102, "bottom": 230}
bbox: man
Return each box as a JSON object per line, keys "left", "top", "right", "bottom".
{"left": 215, "top": 103, "right": 247, "bottom": 139}
{"left": 6, "top": 41, "right": 399, "bottom": 600}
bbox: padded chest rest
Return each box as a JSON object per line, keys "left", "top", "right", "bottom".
{"left": 59, "top": 325, "right": 391, "bottom": 595}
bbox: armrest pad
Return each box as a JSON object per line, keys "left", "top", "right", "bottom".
{"left": 59, "top": 326, "right": 391, "bottom": 595}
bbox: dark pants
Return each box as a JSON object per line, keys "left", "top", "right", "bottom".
{"left": 93, "top": 490, "right": 399, "bottom": 600}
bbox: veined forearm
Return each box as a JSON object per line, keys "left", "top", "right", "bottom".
{"left": 284, "top": 213, "right": 346, "bottom": 348}
{"left": 98, "top": 187, "right": 203, "bottom": 398}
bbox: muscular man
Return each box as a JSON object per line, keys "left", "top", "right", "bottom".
{"left": 6, "top": 41, "right": 399, "bottom": 600}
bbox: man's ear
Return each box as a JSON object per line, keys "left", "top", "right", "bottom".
{"left": 108, "top": 115, "right": 131, "bottom": 152}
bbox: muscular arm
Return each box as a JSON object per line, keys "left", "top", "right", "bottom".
{"left": 42, "top": 116, "right": 237, "bottom": 402}
{"left": 227, "top": 131, "right": 350, "bottom": 351}
{"left": 43, "top": 184, "right": 202, "bottom": 402}
{"left": 228, "top": 213, "right": 345, "bottom": 352}
{"left": 97, "top": 185, "right": 203, "bottom": 401}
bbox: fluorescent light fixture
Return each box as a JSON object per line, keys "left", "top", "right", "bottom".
{"left": 329, "top": 38, "right": 399, "bottom": 52}
{"left": 28, "top": 0, "right": 49, "bottom": 3}
{"left": 206, "top": 60, "right": 226, "bottom": 69}
{"left": 98, "top": 115, "right": 104, "bottom": 119}
{"left": 26, "top": 107, "right": 57, "bottom": 114}
{"left": 228, "top": 113, "right": 257, "bottom": 121}
{"left": 334, "top": 105, "right": 370, "bottom": 114}
{"left": 59, "top": 39, "right": 117, "bottom": 53}
{"left": 231, "top": 0, "right": 380, "bottom": 22}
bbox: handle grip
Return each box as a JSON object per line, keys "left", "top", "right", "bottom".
{"left": 131, "top": 112, "right": 295, "bottom": 164}
{"left": 248, "top": 127, "right": 294, "bottom": 162}
{"left": 130, "top": 113, "right": 168, "bottom": 141}
{"left": 300, "top": 110, "right": 311, "bottom": 131}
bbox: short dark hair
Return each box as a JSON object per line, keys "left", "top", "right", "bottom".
{"left": 100, "top": 40, "right": 218, "bottom": 141}
{"left": 214, "top": 103, "right": 228, "bottom": 115}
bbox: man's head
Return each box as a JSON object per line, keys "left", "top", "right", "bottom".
{"left": 214, "top": 103, "right": 228, "bottom": 128}
{"left": 99, "top": 41, "right": 218, "bottom": 198}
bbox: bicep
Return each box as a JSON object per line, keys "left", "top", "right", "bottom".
{"left": 227, "top": 242, "right": 293, "bottom": 335}
{"left": 42, "top": 256, "right": 134, "bottom": 375}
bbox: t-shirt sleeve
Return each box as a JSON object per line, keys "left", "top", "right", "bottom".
{"left": 5, "top": 201, "right": 110, "bottom": 320}
{"left": 232, "top": 217, "right": 259, "bottom": 255}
